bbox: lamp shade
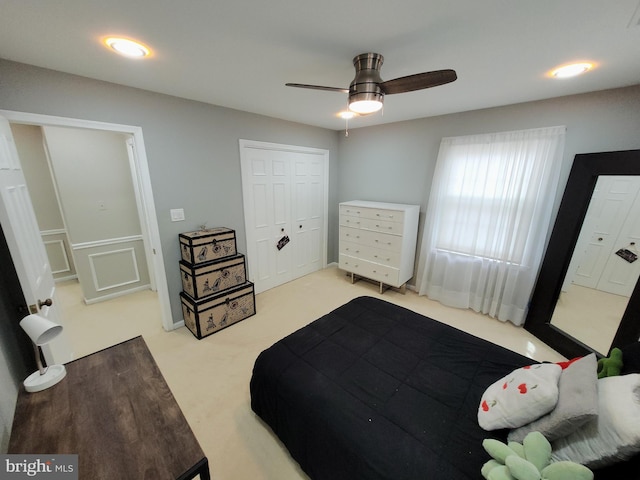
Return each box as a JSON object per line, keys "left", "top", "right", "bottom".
{"left": 20, "top": 314, "right": 66, "bottom": 393}
{"left": 20, "top": 314, "right": 63, "bottom": 345}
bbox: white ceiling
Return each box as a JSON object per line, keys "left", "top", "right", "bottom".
{"left": 1, "top": 0, "right": 639, "bottom": 131}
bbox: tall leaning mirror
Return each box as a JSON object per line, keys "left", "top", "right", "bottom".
{"left": 525, "top": 149, "right": 640, "bottom": 359}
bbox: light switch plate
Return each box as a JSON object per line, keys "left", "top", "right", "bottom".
{"left": 170, "top": 208, "right": 185, "bottom": 222}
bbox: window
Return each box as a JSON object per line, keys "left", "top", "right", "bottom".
{"left": 418, "top": 126, "right": 566, "bottom": 325}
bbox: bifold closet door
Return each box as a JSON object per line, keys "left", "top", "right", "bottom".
{"left": 240, "top": 140, "right": 327, "bottom": 294}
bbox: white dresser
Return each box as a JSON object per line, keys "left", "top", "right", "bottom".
{"left": 339, "top": 200, "right": 420, "bottom": 293}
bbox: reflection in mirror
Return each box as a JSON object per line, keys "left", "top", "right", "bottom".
{"left": 550, "top": 176, "right": 640, "bottom": 355}
{"left": 525, "top": 149, "right": 640, "bottom": 360}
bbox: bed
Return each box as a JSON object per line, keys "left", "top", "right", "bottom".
{"left": 250, "top": 296, "right": 639, "bottom": 479}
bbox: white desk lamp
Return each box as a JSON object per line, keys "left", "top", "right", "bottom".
{"left": 20, "top": 314, "right": 67, "bottom": 393}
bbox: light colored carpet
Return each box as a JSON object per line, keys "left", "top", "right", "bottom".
{"left": 551, "top": 284, "right": 628, "bottom": 355}
{"left": 58, "top": 265, "right": 564, "bottom": 480}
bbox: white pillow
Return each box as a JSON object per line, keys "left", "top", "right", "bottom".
{"left": 552, "top": 374, "right": 640, "bottom": 468}
{"left": 478, "top": 363, "right": 562, "bottom": 430}
{"left": 508, "top": 353, "right": 599, "bottom": 442}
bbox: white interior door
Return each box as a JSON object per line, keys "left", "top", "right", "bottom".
{"left": 0, "top": 115, "right": 73, "bottom": 364}
{"left": 242, "top": 147, "right": 294, "bottom": 292}
{"left": 571, "top": 176, "right": 640, "bottom": 296}
{"left": 292, "top": 153, "right": 324, "bottom": 278}
{"left": 240, "top": 140, "right": 328, "bottom": 294}
{"left": 597, "top": 185, "right": 640, "bottom": 296}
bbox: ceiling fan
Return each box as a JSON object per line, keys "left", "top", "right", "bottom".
{"left": 286, "top": 53, "right": 457, "bottom": 115}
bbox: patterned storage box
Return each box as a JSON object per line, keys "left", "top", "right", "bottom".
{"left": 180, "top": 254, "right": 247, "bottom": 300}
{"left": 179, "top": 227, "right": 237, "bottom": 265}
{"left": 180, "top": 281, "right": 256, "bottom": 339}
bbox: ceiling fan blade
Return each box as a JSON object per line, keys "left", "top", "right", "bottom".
{"left": 285, "top": 83, "right": 349, "bottom": 93}
{"left": 380, "top": 69, "right": 457, "bottom": 95}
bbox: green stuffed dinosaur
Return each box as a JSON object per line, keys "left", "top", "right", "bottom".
{"left": 597, "top": 347, "right": 623, "bottom": 379}
{"left": 482, "top": 431, "right": 593, "bottom": 480}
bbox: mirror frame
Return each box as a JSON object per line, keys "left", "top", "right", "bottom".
{"left": 525, "top": 149, "right": 640, "bottom": 359}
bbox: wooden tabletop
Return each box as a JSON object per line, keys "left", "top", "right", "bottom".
{"left": 9, "top": 336, "right": 209, "bottom": 480}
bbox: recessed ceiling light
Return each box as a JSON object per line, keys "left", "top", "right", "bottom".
{"left": 550, "top": 62, "right": 593, "bottom": 78}
{"left": 103, "top": 37, "right": 151, "bottom": 58}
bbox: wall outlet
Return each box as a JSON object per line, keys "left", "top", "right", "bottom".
{"left": 170, "top": 208, "right": 185, "bottom": 222}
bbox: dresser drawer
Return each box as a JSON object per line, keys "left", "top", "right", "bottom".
{"left": 340, "top": 227, "right": 402, "bottom": 252}
{"left": 339, "top": 205, "right": 365, "bottom": 217}
{"left": 339, "top": 240, "right": 364, "bottom": 257}
{"left": 339, "top": 214, "right": 363, "bottom": 228}
{"left": 341, "top": 241, "right": 400, "bottom": 267}
{"left": 340, "top": 254, "right": 400, "bottom": 286}
{"left": 340, "top": 226, "right": 364, "bottom": 244}
{"left": 339, "top": 205, "right": 405, "bottom": 224}
{"left": 358, "top": 207, "right": 404, "bottom": 224}
{"left": 363, "top": 262, "right": 400, "bottom": 286}
{"left": 359, "top": 217, "right": 403, "bottom": 235}
{"left": 339, "top": 253, "right": 365, "bottom": 274}
{"left": 362, "top": 245, "right": 401, "bottom": 267}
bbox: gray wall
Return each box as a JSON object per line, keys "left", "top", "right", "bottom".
{"left": 0, "top": 59, "right": 340, "bottom": 326}
{"left": 43, "top": 127, "right": 138, "bottom": 243}
{"left": 335, "top": 85, "right": 640, "bottom": 265}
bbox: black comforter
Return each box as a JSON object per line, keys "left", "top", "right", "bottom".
{"left": 250, "top": 296, "right": 637, "bottom": 479}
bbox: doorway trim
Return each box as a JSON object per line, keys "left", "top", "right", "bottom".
{"left": 0, "top": 109, "right": 174, "bottom": 332}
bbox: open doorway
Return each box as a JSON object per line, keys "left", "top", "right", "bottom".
{"left": 1, "top": 110, "right": 173, "bottom": 349}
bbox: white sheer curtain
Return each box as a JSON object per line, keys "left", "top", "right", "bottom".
{"left": 417, "top": 126, "right": 566, "bottom": 326}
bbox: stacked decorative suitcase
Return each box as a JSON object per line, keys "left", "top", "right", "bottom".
{"left": 178, "top": 227, "right": 256, "bottom": 339}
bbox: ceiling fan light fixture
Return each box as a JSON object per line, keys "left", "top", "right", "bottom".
{"left": 349, "top": 99, "right": 383, "bottom": 114}
{"left": 348, "top": 89, "right": 384, "bottom": 114}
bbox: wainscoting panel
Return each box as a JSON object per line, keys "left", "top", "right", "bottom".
{"left": 89, "top": 247, "right": 140, "bottom": 292}
{"left": 72, "top": 236, "right": 150, "bottom": 303}
{"left": 41, "top": 229, "right": 76, "bottom": 281}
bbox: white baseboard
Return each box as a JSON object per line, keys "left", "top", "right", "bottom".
{"left": 55, "top": 274, "right": 78, "bottom": 283}
{"left": 171, "top": 320, "right": 185, "bottom": 330}
{"left": 83, "top": 284, "right": 151, "bottom": 305}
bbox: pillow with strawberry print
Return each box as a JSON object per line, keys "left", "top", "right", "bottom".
{"left": 478, "top": 363, "right": 562, "bottom": 431}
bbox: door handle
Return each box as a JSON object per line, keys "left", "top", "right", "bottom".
{"left": 38, "top": 298, "right": 53, "bottom": 308}
{"left": 29, "top": 298, "right": 53, "bottom": 314}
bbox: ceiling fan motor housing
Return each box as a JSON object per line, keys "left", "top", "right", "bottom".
{"left": 349, "top": 53, "right": 385, "bottom": 104}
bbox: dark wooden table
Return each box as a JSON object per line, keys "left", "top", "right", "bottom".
{"left": 9, "top": 336, "right": 210, "bottom": 480}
